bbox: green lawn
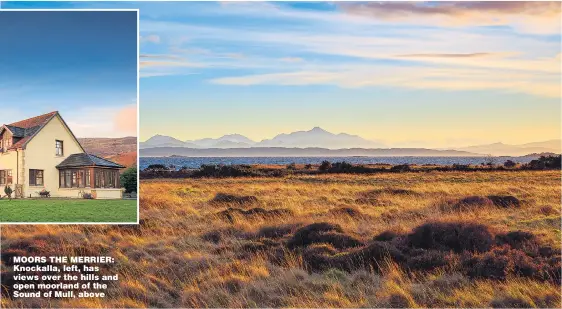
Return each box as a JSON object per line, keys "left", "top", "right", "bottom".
{"left": 0, "top": 199, "right": 138, "bottom": 223}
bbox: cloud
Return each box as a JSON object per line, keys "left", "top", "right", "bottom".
{"left": 114, "top": 104, "right": 137, "bottom": 135}
{"left": 131, "top": 4, "right": 560, "bottom": 96}
{"left": 397, "top": 53, "right": 498, "bottom": 58}
{"left": 339, "top": 1, "right": 561, "bottom": 34}
{"left": 64, "top": 105, "right": 137, "bottom": 138}
{"left": 140, "top": 60, "right": 205, "bottom": 68}
{"left": 140, "top": 54, "right": 182, "bottom": 60}
{"left": 280, "top": 57, "right": 304, "bottom": 63}
{"left": 210, "top": 64, "right": 561, "bottom": 98}
{"left": 140, "top": 34, "right": 161, "bottom": 44}
{"left": 140, "top": 56, "right": 207, "bottom": 78}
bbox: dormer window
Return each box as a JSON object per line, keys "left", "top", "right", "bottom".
{"left": 56, "top": 140, "right": 64, "bottom": 156}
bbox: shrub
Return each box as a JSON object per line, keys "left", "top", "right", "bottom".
{"left": 407, "top": 221, "right": 494, "bottom": 253}
{"left": 286, "top": 163, "right": 297, "bottom": 170}
{"left": 304, "top": 164, "right": 313, "bottom": 169}
{"left": 4, "top": 185, "right": 13, "bottom": 199}
{"left": 406, "top": 250, "right": 452, "bottom": 271}
{"left": 526, "top": 155, "right": 562, "bottom": 170}
{"left": 373, "top": 230, "right": 402, "bottom": 242}
{"left": 452, "top": 164, "right": 471, "bottom": 171}
{"left": 120, "top": 167, "right": 137, "bottom": 193}
{"left": 145, "top": 164, "right": 167, "bottom": 170}
{"left": 487, "top": 195, "right": 521, "bottom": 208}
{"left": 457, "top": 196, "right": 494, "bottom": 209}
{"left": 193, "top": 164, "right": 263, "bottom": 177}
{"left": 504, "top": 160, "right": 517, "bottom": 168}
{"left": 318, "top": 161, "right": 332, "bottom": 171}
{"left": 288, "top": 222, "right": 345, "bottom": 249}
{"left": 390, "top": 164, "right": 411, "bottom": 172}
{"left": 331, "top": 161, "right": 353, "bottom": 171}
{"left": 210, "top": 193, "right": 258, "bottom": 204}
{"left": 495, "top": 231, "right": 536, "bottom": 249}
{"left": 256, "top": 224, "right": 300, "bottom": 239}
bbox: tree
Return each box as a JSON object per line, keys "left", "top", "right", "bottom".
{"left": 504, "top": 160, "right": 516, "bottom": 168}
{"left": 146, "top": 164, "right": 167, "bottom": 170}
{"left": 484, "top": 155, "right": 496, "bottom": 167}
{"left": 319, "top": 161, "right": 332, "bottom": 171}
{"left": 120, "top": 167, "right": 137, "bottom": 193}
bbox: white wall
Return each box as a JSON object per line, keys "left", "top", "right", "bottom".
{"left": 23, "top": 115, "right": 84, "bottom": 198}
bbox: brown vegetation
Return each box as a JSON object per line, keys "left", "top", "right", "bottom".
{"left": 1, "top": 170, "right": 561, "bottom": 308}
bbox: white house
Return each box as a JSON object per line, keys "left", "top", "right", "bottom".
{"left": 0, "top": 111, "right": 125, "bottom": 199}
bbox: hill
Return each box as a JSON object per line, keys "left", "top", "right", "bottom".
{"left": 455, "top": 139, "right": 561, "bottom": 156}
{"left": 78, "top": 137, "right": 137, "bottom": 167}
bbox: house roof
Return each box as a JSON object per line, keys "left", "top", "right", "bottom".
{"left": 4, "top": 125, "right": 25, "bottom": 137}
{"left": 2, "top": 111, "right": 58, "bottom": 150}
{"left": 56, "top": 153, "right": 125, "bottom": 169}
{"left": 9, "top": 111, "right": 57, "bottom": 128}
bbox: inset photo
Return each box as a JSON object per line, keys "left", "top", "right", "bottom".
{"left": 0, "top": 10, "right": 139, "bottom": 223}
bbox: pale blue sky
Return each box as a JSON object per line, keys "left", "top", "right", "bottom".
{"left": 3, "top": 1, "right": 560, "bottom": 147}
{"left": 0, "top": 8, "right": 137, "bottom": 137}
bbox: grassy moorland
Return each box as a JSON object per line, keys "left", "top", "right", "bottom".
{"left": 1, "top": 170, "right": 561, "bottom": 308}
{"left": 0, "top": 199, "right": 138, "bottom": 223}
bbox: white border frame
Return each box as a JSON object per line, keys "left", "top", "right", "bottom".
{"left": 0, "top": 8, "right": 140, "bottom": 225}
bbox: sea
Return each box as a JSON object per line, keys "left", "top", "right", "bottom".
{"left": 139, "top": 156, "right": 536, "bottom": 170}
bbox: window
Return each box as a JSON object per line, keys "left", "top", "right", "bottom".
{"left": 29, "top": 169, "right": 43, "bottom": 186}
{"left": 0, "top": 170, "right": 12, "bottom": 185}
{"left": 58, "top": 168, "right": 119, "bottom": 189}
{"left": 55, "top": 140, "right": 64, "bottom": 156}
{"left": 59, "top": 169, "right": 92, "bottom": 188}
{"left": 78, "top": 170, "right": 84, "bottom": 188}
{"left": 92, "top": 169, "right": 119, "bottom": 188}
{"left": 65, "top": 170, "right": 71, "bottom": 188}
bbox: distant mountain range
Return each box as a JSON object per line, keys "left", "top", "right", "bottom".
{"left": 453, "top": 140, "right": 561, "bottom": 156}
{"left": 139, "top": 128, "right": 560, "bottom": 157}
{"left": 141, "top": 127, "right": 383, "bottom": 149}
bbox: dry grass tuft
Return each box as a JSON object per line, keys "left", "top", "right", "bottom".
{"left": 1, "top": 170, "right": 560, "bottom": 308}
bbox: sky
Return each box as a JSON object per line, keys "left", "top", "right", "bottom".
{"left": 0, "top": 9, "right": 138, "bottom": 138}
{"left": 2, "top": 1, "right": 560, "bottom": 147}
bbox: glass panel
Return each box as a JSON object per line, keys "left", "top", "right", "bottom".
{"left": 78, "top": 170, "right": 84, "bottom": 187}
{"left": 65, "top": 170, "right": 71, "bottom": 188}
{"left": 36, "top": 170, "right": 43, "bottom": 186}
{"left": 72, "top": 171, "right": 77, "bottom": 188}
